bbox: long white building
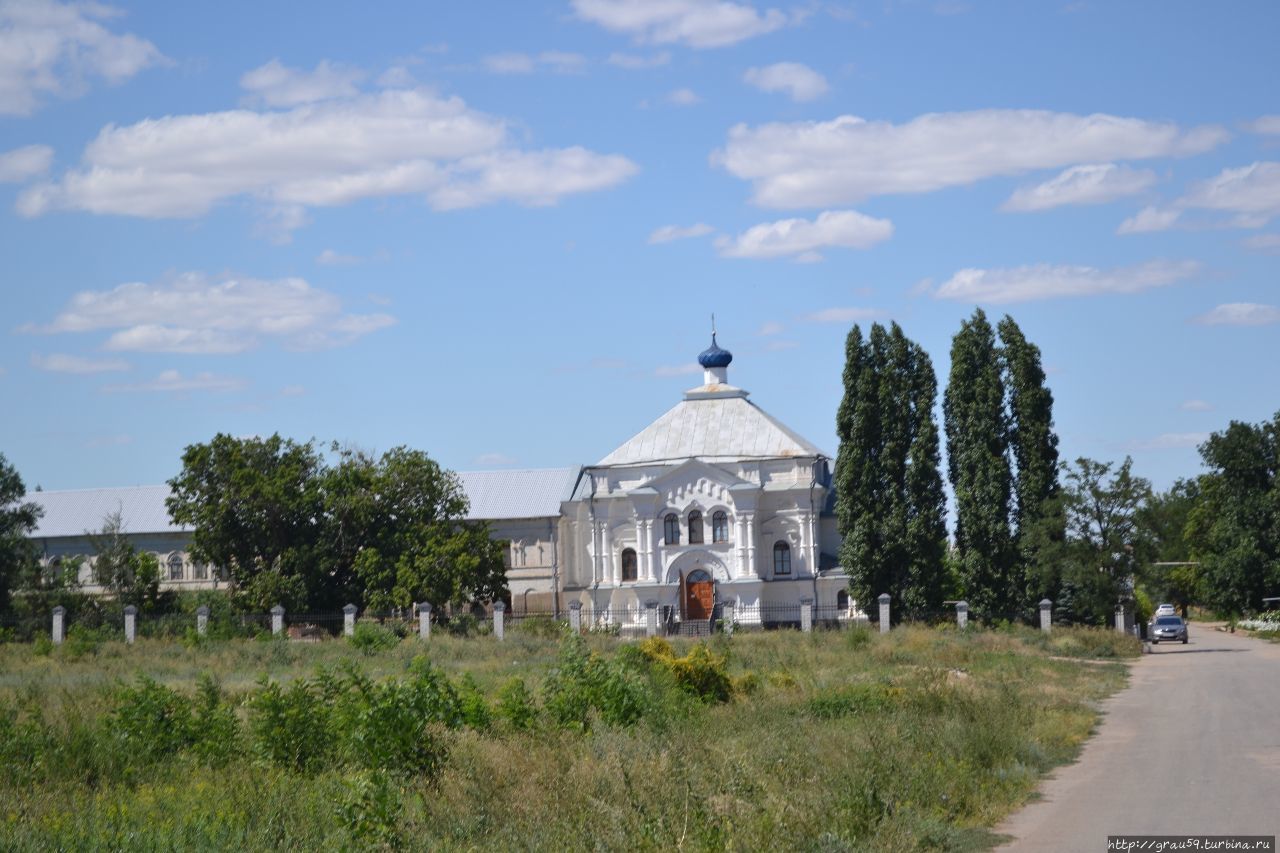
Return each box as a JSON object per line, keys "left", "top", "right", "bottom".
{"left": 24, "top": 336, "right": 850, "bottom": 624}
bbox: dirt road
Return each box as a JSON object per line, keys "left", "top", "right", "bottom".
{"left": 997, "top": 625, "right": 1280, "bottom": 851}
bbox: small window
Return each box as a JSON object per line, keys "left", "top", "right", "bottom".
{"left": 192, "top": 561, "right": 208, "bottom": 581}
{"left": 167, "top": 553, "right": 184, "bottom": 581}
{"left": 773, "top": 541, "right": 791, "bottom": 576}
{"left": 621, "top": 548, "right": 638, "bottom": 582}
{"left": 664, "top": 513, "right": 680, "bottom": 545}
{"left": 688, "top": 511, "right": 704, "bottom": 544}
{"left": 837, "top": 590, "right": 850, "bottom": 612}
{"left": 712, "top": 511, "right": 728, "bottom": 543}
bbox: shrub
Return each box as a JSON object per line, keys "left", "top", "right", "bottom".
{"left": 108, "top": 676, "right": 195, "bottom": 761}
{"left": 350, "top": 621, "right": 400, "bottom": 655}
{"left": 456, "top": 674, "right": 492, "bottom": 732}
{"left": 191, "top": 674, "right": 241, "bottom": 767}
{"left": 542, "top": 634, "right": 646, "bottom": 731}
{"left": 338, "top": 675, "right": 449, "bottom": 777}
{"left": 337, "top": 769, "right": 405, "bottom": 850}
{"left": 495, "top": 678, "right": 538, "bottom": 731}
{"left": 663, "top": 644, "right": 733, "bottom": 703}
{"left": 249, "top": 676, "right": 334, "bottom": 772}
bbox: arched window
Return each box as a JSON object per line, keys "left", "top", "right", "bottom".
{"left": 664, "top": 513, "right": 680, "bottom": 545}
{"left": 773, "top": 541, "right": 791, "bottom": 576}
{"left": 837, "top": 590, "right": 850, "bottom": 612}
{"left": 192, "top": 561, "right": 208, "bottom": 581}
{"left": 167, "top": 553, "right": 184, "bottom": 581}
{"left": 688, "top": 510, "right": 704, "bottom": 544}
{"left": 712, "top": 511, "right": 728, "bottom": 543}
{"left": 621, "top": 548, "right": 638, "bottom": 582}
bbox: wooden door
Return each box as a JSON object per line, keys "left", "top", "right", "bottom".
{"left": 685, "top": 569, "right": 714, "bottom": 619}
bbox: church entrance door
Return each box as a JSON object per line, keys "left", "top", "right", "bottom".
{"left": 685, "top": 569, "right": 714, "bottom": 619}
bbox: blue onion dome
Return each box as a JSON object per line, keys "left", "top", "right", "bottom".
{"left": 698, "top": 333, "right": 733, "bottom": 368}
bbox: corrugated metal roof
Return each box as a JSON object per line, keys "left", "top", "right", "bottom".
{"left": 25, "top": 485, "right": 190, "bottom": 539}
{"left": 457, "top": 467, "right": 579, "bottom": 520}
{"left": 22, "top": 467, "right": 580, "bottom": 537}
{"left": 597, "top": 393, "right": 827, "bottom": 466}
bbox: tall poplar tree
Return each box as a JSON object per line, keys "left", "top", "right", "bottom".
{"left": 903, "top": 339, "right": 948, "bottom": 615}
{"left": 835, "top": 325, "right": 879, "bottom": 613}
{"left": 944, "top": 309, "right": 1016, "bottom": 619}
{"left": 998, "top": 315, "right": 1061, "bottom": 603}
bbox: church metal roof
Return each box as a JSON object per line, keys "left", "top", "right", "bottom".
{"left": 22, "top": 467, "right": 581, "bottom": 538}
{"left": 596, "top": 393, "right": 828, "bottom": 466}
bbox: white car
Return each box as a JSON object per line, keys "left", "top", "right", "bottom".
{"left": 1155, "top": 603, "right": 1176, "bottom": 616}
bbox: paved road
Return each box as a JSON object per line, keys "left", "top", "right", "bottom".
{"left": 997, "top": 625, "right": 1280, "bottom": 851}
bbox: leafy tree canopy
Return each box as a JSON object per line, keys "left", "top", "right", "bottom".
{"left": 0, "top": 451, "right": 42, "bottom": 613}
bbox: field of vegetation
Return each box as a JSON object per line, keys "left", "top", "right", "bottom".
{"left": 0, "top": 623, "right": 1138, "bottom": 851}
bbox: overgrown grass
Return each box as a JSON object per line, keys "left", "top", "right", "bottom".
{"left": 0, "top": 625, "right": 1135, "bottom": 850}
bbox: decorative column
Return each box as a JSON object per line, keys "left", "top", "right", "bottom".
{"left": 52, "top": 605, "right": 65, "bottom": 645}
{"left": 645, "top": 600, "right": 658, "bottom": 638}
{"left": 878, "top": 593, "right": 891, "bottom": 634}
{"left": 1040, "top": 599, "right": 1053, "bottom": 633}
{"left": 196, "top": 605, "right": 209, "bottom": 637}
{"left": 569, "top": 600, "right": 582, "bottom": 634}
{"left": 1114, "top": 604, "right": 1126, "bottom": 634}
{"left": 343, "top": 603, "right": 357, "bottom": 637}
{"left": 271, "top": 605, "right": 284, "bottom": 637}
{"left": 956, "top": 601, "right": 969, "bottom": 630}
{"left": 647, "top": 517, "right": 660, "bottom": 582}
{"left": 418, "top": 602, "right": 432, "bottom": 640}
{"left": 123, "top": 605, "right": 137, "bottom": 644}
{"left": 493, "top": 601, "right": 506, "bottom": 641}
{"left": 723, "top": 599, "right": 735, "bottom": 636}
{"left": 601, "top": 523, "right": 613, "bottom": 586}
{"left": 800, "top": 598, "right": 813, "bottom": 633}
{"left": 743, "top": 513, "right": 756, "bottom": 577}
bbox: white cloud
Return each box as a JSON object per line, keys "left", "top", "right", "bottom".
{"left": 1178, "top": 161, "right": 1280, "bottom": 221}
{"left": 1248, "top": 115, "right": 1280, "bottom": 136}
{"left": 667, "top": 87, "right": 700, "bottom": 106}
{"left": 483, "top": 51, "right": 586, "bottom": 74}
{"left": 0, "top": 0, "right": 165, "bottom": 115}
{"left": 1180, "top": 399, "right": 1212, "bottom": 412}
{"left": 655, "top": 362, "right": 702, "bottom": 376}
{"left": 743, "top": 62, "right": 828, "bottom": 102}
{"left": 317, "top": 248, "right": 360, "bottom": 265}
{"left": 804, "top": 307, "right": 883, "bottom": 323}
{"left": 28, "top": 272, "right": 396, "bottom": 353}
{"left": 1003, "top": 163, "right": 1156, "bottom": 212}
{"left": 539, "top": 51, "right": 587, "bottom": 73}
{"left": 104, "top": 369, "right": 246, "bottom": 394}
{"left": 18, "top": 86, "right": 637, "bottom": 225}
{"left": 1126, "top": 432, "right": 1209, "bottom": 451}
{"left": 1241, "top": 233, "right": 1280, "bottom": 252}
{"left": 1192, "top": 303, "right": 1280, "bottom": 327}
{"left": 607, "top": 51, "right": 670, "bottom": 69}
{"left": 483, "top": 52, "right": 535, "bottom": 74}
{"left": 934, "top": 259, "right": 1200, "bottom": 304}
{"left": 0, "top": 144, "right": 53, "bottom": 182}
{"left": 714, "top": 109, "right": 1226, "bottom": 208}
{"left": 648, "top": 222, "right": 713, "bottom": 243}
{"left": 1117, "top": 205, "right": 1182, "bottom": 234}
{"left": 30, "top": 352, "right": 129, "bottom": 373}
{"left": 240, "top": 59, "right": 364, "bottom": 107}
{"left": 717, "top": 209, "right": 893, "bottom": 260}
{"left": 572, "top": 0, "right": 787, "bottom": 48}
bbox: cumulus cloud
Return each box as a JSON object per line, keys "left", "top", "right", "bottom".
{"left": 240, "top": 59, "right": 364, "bottom": 107}
{"left": 27, "top": 272, "right": 396, "bottom": 353}
{"left": 0, "top": 144, "right": 53, "bottom": 182}
{"left": 0, "top": 0, "right": 165, "bottom": 115}
{"left": 804, "top": 307, "right": 883, "bottom": 323}
{"left": 648, "top": 222, "right": 714, "bottom": 243}
{"left": 571, "top": 0, "right": 787, "bottom": 48}
{"left": 104, "top": 369, "right": 246, "bottom": 394}
{"left": 17, "top": 86, "right": 637, "bottom": 230}
{"left": 934, "top": 259, "right": 1200, "bottom": 304}
{"left": 30, "top": 352, "right": 129, "bottom": 373}
{"left": 1192, "top": 303, "right": 1280, "bottom": 327}
{"left": 717, "top": 210, "right": 893, "bottom": 260}
{"left": 667, "top": 87, "right": 700, "bottom": 105}
{"left": 1248, "top": 115, "right": 1280, "bottom": 135}
{"left": 1003, "top": 163, "right": 1156, "bottom": 212}
{"left": 1122, "top": 162, "right": 1280, "bottom": 234}
{"left": 1117, "top": 205, "right": 1182, "bottom": 234}
{"left": 607, "top": 51, "right": 670, "bottom": 69}
{"left": 743, "top": 62, "right": 828, "bottom": 102}
{"left": 714, "top": 109, "right": 1225, "bottom": 209}
{"left": 1125, "top": 432, "right": 1209, "bottom": 451}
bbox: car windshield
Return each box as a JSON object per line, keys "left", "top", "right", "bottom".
{"left": 1156, "top": 616, "right": 1182, "bottom": 626}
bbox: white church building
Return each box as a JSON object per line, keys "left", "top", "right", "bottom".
{"left": 24, "top": 336, "right": 851, "bottom": 627}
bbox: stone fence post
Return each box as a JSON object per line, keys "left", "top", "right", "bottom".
{"left": 878, "top": 593, "right": 891, "bottom": 634}
{"left": 418, "top": 602, "right": 431, "bottom": 640}
{"left": 569, "top": 600, "right": 582, "bottom": 634}
{"left": 800, "top": 598, "right": 813, "bottom": 633}
{"left": 271, "top": 605, "right": 284, "bottom": 637}
{"left": 196, "top": 605, "right": 209, "bottom": 637}
{"left": 1040, "top": 599, "right": 1053, "bottom": 633}
{"left": 723, "top": 599, "right": 735, "bottom": 636}
{"left": 493, "top": 601, "right": 505, "bottom": 641}
{"left": 123, "top": 605, "right": 137, "bottom": 644}
{"left": 343, "top": 603, "right": 358, "bottom": 637}
{"left": 52, "top": 605, "right": 65, "bottom": 645}
{"left": 1114, "top": 604, "right": 1126, "bottom": 634}
{"left": 645, "top": 600, "right": 658, "bottom": 637}
{"left": 956, "top": 601, "right": 968, "bottom": 630}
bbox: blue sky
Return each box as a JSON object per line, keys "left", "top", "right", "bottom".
{"left": 1, "top": 0, "right": 1277, "bottom": 496}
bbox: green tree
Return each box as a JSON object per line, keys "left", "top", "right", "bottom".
{"left": 944, "top": 309, "right": 1016, "bottom": 620}
{"left": 902, "top": 338, "right": 948, "bottom": 616}
{"left": 0, "top": 452, "right": 42, "bottom": 613}
{"left": 1137, "top": 478, "right": 1203, "bottom": 616}
{"left": 1187, "top": 413, "right": 1280, "bottom": 615}
{"left": 87, "top": 510, "right": 170, "bottom": 612}
{"left": 835, "top": 324, "right": 879, "bottom": 614}
{"left": 998, "top": 315, "right": 1060, "bottom": 594}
